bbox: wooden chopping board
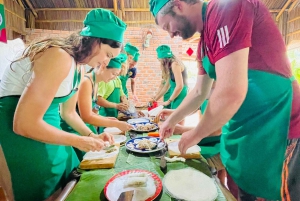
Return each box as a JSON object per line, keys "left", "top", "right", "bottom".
{"left": 79, "top": 144, "right": 120, "bottom": 170}
{"left": 165, "top": 139, "right": 201, "bottom": 159}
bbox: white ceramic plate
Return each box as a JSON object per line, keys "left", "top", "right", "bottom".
{"left": 104, "top": 127, "right": 122, "bottom": 135}
{"left": 104, "top": 170, "right": 163, "bottom": 201}
{"left": 148, "top": 105, "right": 163, "bottom": 117}
{"left": 113, "top": 135, "right": 127, "bottom": 144}
{"left": 127, "top": 118, "right": 150, "bottom": 124}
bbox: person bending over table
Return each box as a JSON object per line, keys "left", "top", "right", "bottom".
{"left": 120, "top": 43, "right": 139, "bottom": 102}
{"left": 0, "top": 8, "right": 124, "bottom": 201}
{"left": 149, "top": 45, "right": 188, "bottom": 109}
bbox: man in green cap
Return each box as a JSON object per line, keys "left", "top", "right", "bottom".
{"left": 120, "top": 43, "right": 140, "bottom": 102}
{"left": 151, "top": 0, "right": 300, "bottom": 200}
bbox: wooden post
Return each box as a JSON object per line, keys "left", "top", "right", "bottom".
{"left": 120, "top": 0, "right": 125, "bottom": 18}
{"left": 276, "top": 0, "right": 292, "bottom": 21}
{"left": 288, "top": 0, "right": 299, "bottom": 12}
{"left": 16, "top": 0, "right": 25, "bottom": 9}
{"left": 113, "top": 0, "right": 117, "bottom": 15}
{"left": 23, "top": 0, "right": 37, "bottom": 17}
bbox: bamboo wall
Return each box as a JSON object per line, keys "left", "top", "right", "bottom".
{"left": 287, "top": 4, "right": 300, "bottom": 45}
{"left": 3, "top": 0, "right": 25, "bottom": 39}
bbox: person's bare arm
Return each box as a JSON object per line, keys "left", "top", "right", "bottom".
{"left": 179, "top": 48, "right": 249, "bottom": 153}
{"left": 13, "top": 48, "right": 103, "bottom": 152}
{"left": 78, "top": 78, "right": 127, "bottom": 128}
{"left": 167, "top": 62, "right": 184, "bottom": 101}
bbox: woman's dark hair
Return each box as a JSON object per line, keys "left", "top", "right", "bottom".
{"left": 11, "top": 31, "right": 122, "bottom": 68}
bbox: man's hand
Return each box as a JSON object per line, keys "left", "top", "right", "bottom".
{"left": 178, "top": 128, "right": 201, "bottom": 154}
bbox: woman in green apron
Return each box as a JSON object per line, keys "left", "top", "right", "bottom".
{"left": 151, "top": 76, "right": 172, "bottom": 109}
{"left": 72, "top": 54, "right": 132, "bottom": 160}
{"left": 151, "top": 45, "right": 188, "bottom": 109}
{"left": 97, "top": 54, "right": 133, "bottom": 132}
{"left": 120, "top": 43, "right": 139, "bottom": 101}
{"left": 0, "top": 9, "right": 126, "bottom": 201}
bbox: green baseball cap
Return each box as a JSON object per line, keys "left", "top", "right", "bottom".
{"left": 149, "top": 0, "right": 170, "bottom": 17}
{"left": 156, "top": 45, "right": 173, "bottom": 59}
{"left": 118, "top": 53, "right": 128, "bottom": 64}
{"left": 107, "top": 54, "right": 123, "bottom": 69}
{"left": 80, "top": 8, "right": 127, "bottom": 43}
{"left": 124, "top": 43, "right": 139, "bottom": 57}
{"left": 133, "top": 52, "right": 140, "bottom": 62}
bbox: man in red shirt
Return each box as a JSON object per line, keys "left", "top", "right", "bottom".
{"left": 150, "top": 0, "right": 300, "bottom": 200}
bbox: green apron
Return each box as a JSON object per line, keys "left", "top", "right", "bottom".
{"left": 98, "top": 81, "right": 121, "bottom": 133}
{"left": 201, "top": 4, "right": 293, "bottom": 198}
{"left": 0, "top": 68, "right": 80, "bottom": 201}
{"left": 198, "top": 99, "right": 221, "bottom": 159}
{"left": 60, "top": 71, "right": 97, "bottom": 161}
{"left": 119, "top": 74, "right": 129, "bottom": 98}
{"left": 163, "top": 81, "right": 172, "bottom": 109}
{"left": 169, "top": 79, "right": 188, "bottom": 109}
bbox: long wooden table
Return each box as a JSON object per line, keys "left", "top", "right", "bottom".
{"left": 63, "top": 133, "right": 235, "bottom": 201}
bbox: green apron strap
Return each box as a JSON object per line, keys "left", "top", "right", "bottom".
{"left": 119, "top": 74, "right": 129, "bottom": 97}
{"left": 169, "top": 79, "right": 188, "bottom": 109}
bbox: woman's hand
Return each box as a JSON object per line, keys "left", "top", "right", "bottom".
{"left": 94, "top": 132, "right": 115, "bottom": 145}
{"left": 116, "top": 121, "right": 134, "bottom": 131}
{"left": 75, "top": 136, "right": 106, "bottom": 152}
{"left": 116, "top": 103, "right": 129, "bottom": 112}
{"left": 154, "top": 109, "right": 174, "bottom": 123}
{"left": 162, "top": 100, "right": 171, "bottom": 106}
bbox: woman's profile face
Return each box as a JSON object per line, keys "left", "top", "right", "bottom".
{"left": 99, "top": 66, "right": 121, "bottom": 83}
{"left": 87, "top": 43, "right": 121, "bottom": 68}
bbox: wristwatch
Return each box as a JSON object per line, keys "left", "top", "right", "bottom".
{"left": 93, "top": 104, "right": 100, "bottom": 111}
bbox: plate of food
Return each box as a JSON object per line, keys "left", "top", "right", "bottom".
{"left": 130, "top": 122, "right": 158, "bottom": 133}
{"left": 113, "top": 135, "right": 127, "bottom": 144}
{"left": 104, "top": 169, "right": 162, "bottom": 201}
{"left": 127, "top": 118, "right": 150, "bottom": 124}
{"left": 125, "top": 137, "right": 165, "bottom": 153}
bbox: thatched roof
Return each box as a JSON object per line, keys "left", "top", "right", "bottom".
{"left": 4, "top": 0, "right": 300, "bottom": 45}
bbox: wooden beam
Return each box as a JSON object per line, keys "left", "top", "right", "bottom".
{"left": 276, "top": 0, "right": 292, "bottom": 21}
{"left": 36, "top": 20, "right": 82, "bottom": 23}
{"left": 288, "top": 16, "right": 300, "bottom": 23}
{"left": 120, "top": 0, "right": 125, "bottom": 18}
{"left": 287, "top": 29, "right": 300, "bottom": 36}
{"left": 35, "top": 8, "right": 113, "bottom": 11}
{"left": 124, "top": 8, "right": 151, "bottom": 12}
{"left": 35, "top": 19, "right": 155, "bottom": 24}
{"left": 16, "top": 0, "right": 25, "bottom": 9}
{"left": 288, "top": 0, "right": 299, "bottom": 12}
{"left": 269, "top": 9, "right": 281, "bottom": 13}
{"left": 5, "top": 8, "right": 26, "bottom": 21}
{"left": 23, "top": 0, "right": 37, "bottom": 17}
{"left": 186, "top": 37, "right": 200, "bottom": 43}
{"left": 113, "top": 0, "right": 117, "bottom": 14}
